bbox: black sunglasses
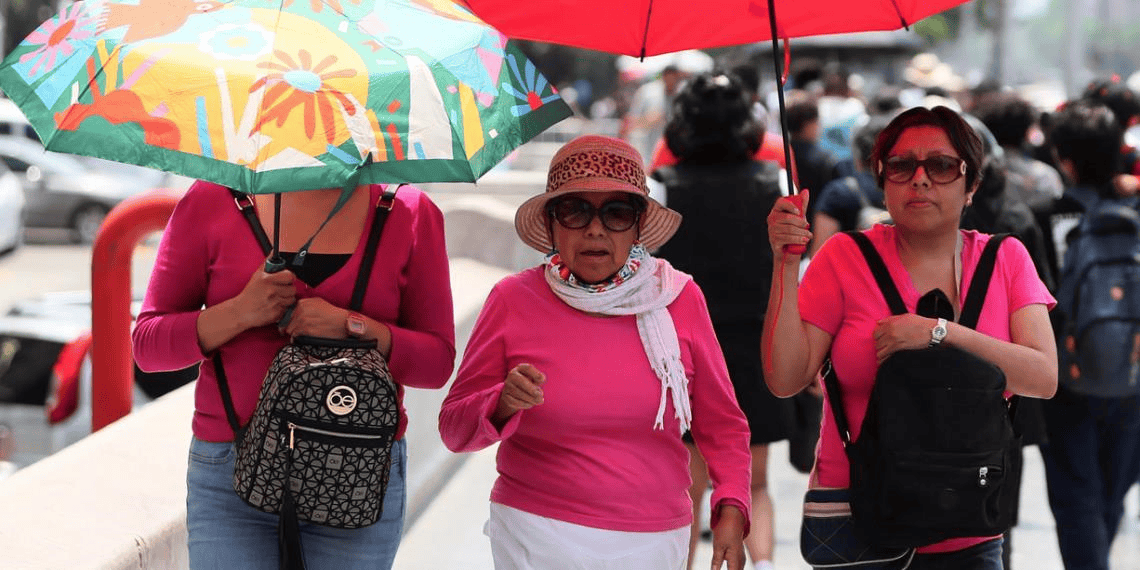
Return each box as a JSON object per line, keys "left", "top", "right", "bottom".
{"left": 546, "top": 196, "right": 643, "bottom": 232}
{"left": 881, "top": 155, "right": 967, "bottom": 184}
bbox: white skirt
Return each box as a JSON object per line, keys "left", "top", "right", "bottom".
{"left": 485, "top": 503, "right": 689, "bottom": 570}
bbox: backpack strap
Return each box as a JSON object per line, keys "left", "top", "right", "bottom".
{"left": 959, "top": 234, "right": 1010, "bottom": 329}
{"left": 846, "top": 231, "right": 907, "bottom": 315}
{"left": 820, "top": 359, "right": 853, "bottom": 447}
{"left": 213, "top": 185, "right": 400, "bottom": 442}
{"left": 350, "top": 186, "right": 399, "bottom": 311}
{"left": 230, "top": 189, "right": 273, "bottom": 254}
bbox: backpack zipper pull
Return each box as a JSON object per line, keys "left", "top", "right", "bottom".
{"left": 979, "top": 466, "right": 989, "bottom": 487}
{"left": 288, "top": 422, "right": 296, "bottom": 450}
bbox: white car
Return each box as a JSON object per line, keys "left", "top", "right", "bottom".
{"left": 0, "top": 160, "right": 25, "bottom": 256}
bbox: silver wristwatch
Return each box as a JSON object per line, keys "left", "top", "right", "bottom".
{"left": 929, "top": 318, "right": 948, "bottom": 348}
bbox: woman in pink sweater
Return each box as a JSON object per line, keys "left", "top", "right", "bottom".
{"left": 133, "top": 181, "right": 455, "bottom": 569}
{"left": 439, "top": 135, "right": 752, "bottom": 570}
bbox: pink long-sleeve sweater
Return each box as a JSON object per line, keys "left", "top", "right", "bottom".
{"left": 439, "top": 267, "right": 752, "bottom": 534}
{"left": 132, "top": 181, "right": 455, "bottom": 442}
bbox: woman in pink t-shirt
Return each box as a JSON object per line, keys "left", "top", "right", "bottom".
{"left": 761, "top": 106, "right": 1058, "bottom": 569}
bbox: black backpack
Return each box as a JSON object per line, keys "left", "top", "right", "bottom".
{"left": 823, "top": 232, "right": 1021, "bottom": 549}
{"left": 1056, "top": 199, "right": 1140, "bottom": 397}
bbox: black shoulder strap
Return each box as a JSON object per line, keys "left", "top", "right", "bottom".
{"left": 846, "top": 231, "right": 907, "bottom": 315}
{"left": 820, "top": 359, "right": 852, "bottom": 447}
{"left": 350, "top": 186, "right": 399, "bottom": 310}
{"left": 214, "top": 185, "right": 401, "bottom": 441}
{"left": 230, "top": 189, "right": 272, "bottom": 255}
{"left": 959, "top": 234, "right": 1010, "bottom": 329}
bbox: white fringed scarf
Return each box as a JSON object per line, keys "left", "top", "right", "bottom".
{"left": 544, "top": 244, "right": 693, "bottom": 431}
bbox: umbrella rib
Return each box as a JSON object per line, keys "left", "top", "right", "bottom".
{"left": 638, "top": 0, "right": 656, "bottom": 59}
{"left": 888, "top": 0, "right": 910, "bottom": 30}
{"left": 49, "top": 44, "right": 120, "bottom": 149}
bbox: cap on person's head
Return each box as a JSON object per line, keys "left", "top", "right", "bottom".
{"left": 513, "top": 135, "right": 681, "bottom": 253}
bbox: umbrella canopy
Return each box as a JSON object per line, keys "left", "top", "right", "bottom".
{"left": 0, "top": 0, "right": 573, "bottom": 194}
{"left": 461, "top": 0, "right": 970, "bottom": 57}
{"left": 463, "top": 0, "right": 969, "bottom": 204}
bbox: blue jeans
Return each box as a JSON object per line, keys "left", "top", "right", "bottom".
{"left": 909, "top": 538, "right": 1003, "bottom": 570}
{"left": 1039, "top": 388, "right": 1140, "bottom": 570}
{"left": 186, "top": 437, "right": 407, "bottom": 570}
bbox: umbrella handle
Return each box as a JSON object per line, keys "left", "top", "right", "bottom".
{"left": 782, "top": 191, "right": 807, "bottom": 256}
{"left": 263, "top": 255, "right": 293, "bottom": 328}
{"left": 277, "top": 305, "right": 295, "bottom": 331}
{"left": 264, "top": 256, "right": 287, "bottom": 273}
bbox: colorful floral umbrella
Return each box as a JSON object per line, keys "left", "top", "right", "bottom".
{"left": 0, "top": 0, "right": 572, "bottom": 194}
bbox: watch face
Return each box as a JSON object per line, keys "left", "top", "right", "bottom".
{"left": 347, "top": 314, "right": 366, "bottom": 335}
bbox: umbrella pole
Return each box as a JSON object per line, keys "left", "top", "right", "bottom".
{"left": 265, "top": 193, "right": 285, "bottom": 273}
{"left": 767, "top": 0, "right": 796, "bottom": 197}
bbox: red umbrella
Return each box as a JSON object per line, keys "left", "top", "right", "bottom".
{"left": 460, "top": 0, "right": 969, "bottom": 58}
{"left": 462, "top": 0, "right": 971, "bottom": 252}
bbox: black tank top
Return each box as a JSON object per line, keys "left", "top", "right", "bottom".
{"left": 278, "top": 251, "right": 352, "bottom": 288}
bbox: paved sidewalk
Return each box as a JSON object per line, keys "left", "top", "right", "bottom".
{"left": 396, "top": 440, "right": 1140, "bottom": 569}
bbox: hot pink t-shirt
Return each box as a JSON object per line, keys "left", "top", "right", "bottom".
{"left": 799, "top": 225, "right": 1055, "bottom": 553}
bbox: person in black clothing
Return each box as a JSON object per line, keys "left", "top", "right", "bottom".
{"left": 786, "top": 97, "right": 843, "bottom": 231}
{"left": 809, "top": 115, "right": 891, "bottom": 255}
{"left": 653, "top": 71, "right": 789, "bottom": 570}
{"left": 974, "top": 94, "right": 1065, "bottom": 220}
{"left": 1038, "top": 101, "right": 1140, "bottom": 570}
{"left": 960, "top": 114, "right": 1055, "bottom": 291}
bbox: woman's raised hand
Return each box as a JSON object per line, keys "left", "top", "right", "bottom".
{"left": 235, "top": 262, "right": 297, "bottom": 329}
{"left": 767, "top": 189, "right": 812, "bottom": 263}
{"left": 492, "top": 364, "right": 546, "bottom": 426}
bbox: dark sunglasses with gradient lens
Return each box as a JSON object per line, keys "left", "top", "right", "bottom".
{"left": 547, "top": 196, "right": 643, "bottom": 232}
{"left": 882, "top": 155, "right": 967, "bottom": 184}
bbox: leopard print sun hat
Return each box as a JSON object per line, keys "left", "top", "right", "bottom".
{"left": 514, "top": 135, "right": 681, "bottom": 253}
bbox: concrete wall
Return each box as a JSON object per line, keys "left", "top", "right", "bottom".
{"left": 0, "top": 193, "right": 522, "bottom": 569}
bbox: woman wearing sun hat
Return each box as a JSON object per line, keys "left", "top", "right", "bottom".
{"left": 439, "top": 134, "right": 752, "bottom": 570}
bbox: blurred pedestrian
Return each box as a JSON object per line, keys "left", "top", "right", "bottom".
{"left": 623, "top": 65, "right": 687, "bottom": 163}
{"left": 439, "top": 135, "right": 751, "bottom": 570}
{"left": 1039, "top": 100, "right": 1140, "bottom": 570}
{"left": 764, "top": 105, "right": 1057, "bottom": 569}
{"left": 652, "top": 72, "right": 790, "bottom": 570}
{"left": 786, "top": 96, "right": 842, "bottom": 234}
{"left": 647, "top": 66, "right": 790, "bottom": 174}
{"left": 815, "top": 63, "right": 869, "bottom": 169}
{"left": 809, "top": 114, "right": 891, "bottom": 255}
{"left": 974, "top": 93, "right": 1064, "bottom": 218}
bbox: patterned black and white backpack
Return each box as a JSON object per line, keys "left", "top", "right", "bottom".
{"left": 213, "top": 187, "right": 400, "bottom": 545}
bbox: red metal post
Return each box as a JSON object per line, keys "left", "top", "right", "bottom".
{"left": 90, "top": 189, "right": 179, "bottom": 431}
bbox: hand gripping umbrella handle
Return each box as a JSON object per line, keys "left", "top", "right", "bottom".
{"left": 783, "top": 192, "right": 807, "bottom": 256}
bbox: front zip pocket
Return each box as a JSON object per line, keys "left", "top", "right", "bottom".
{"left": 285, "top": 417, "right": 391, "bottom": 449}
{"left": 276, "top": 415, "right": 396, "bottom": 528}
{"left": 885, "top": 449, "right": 1007, "bottom": 530}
